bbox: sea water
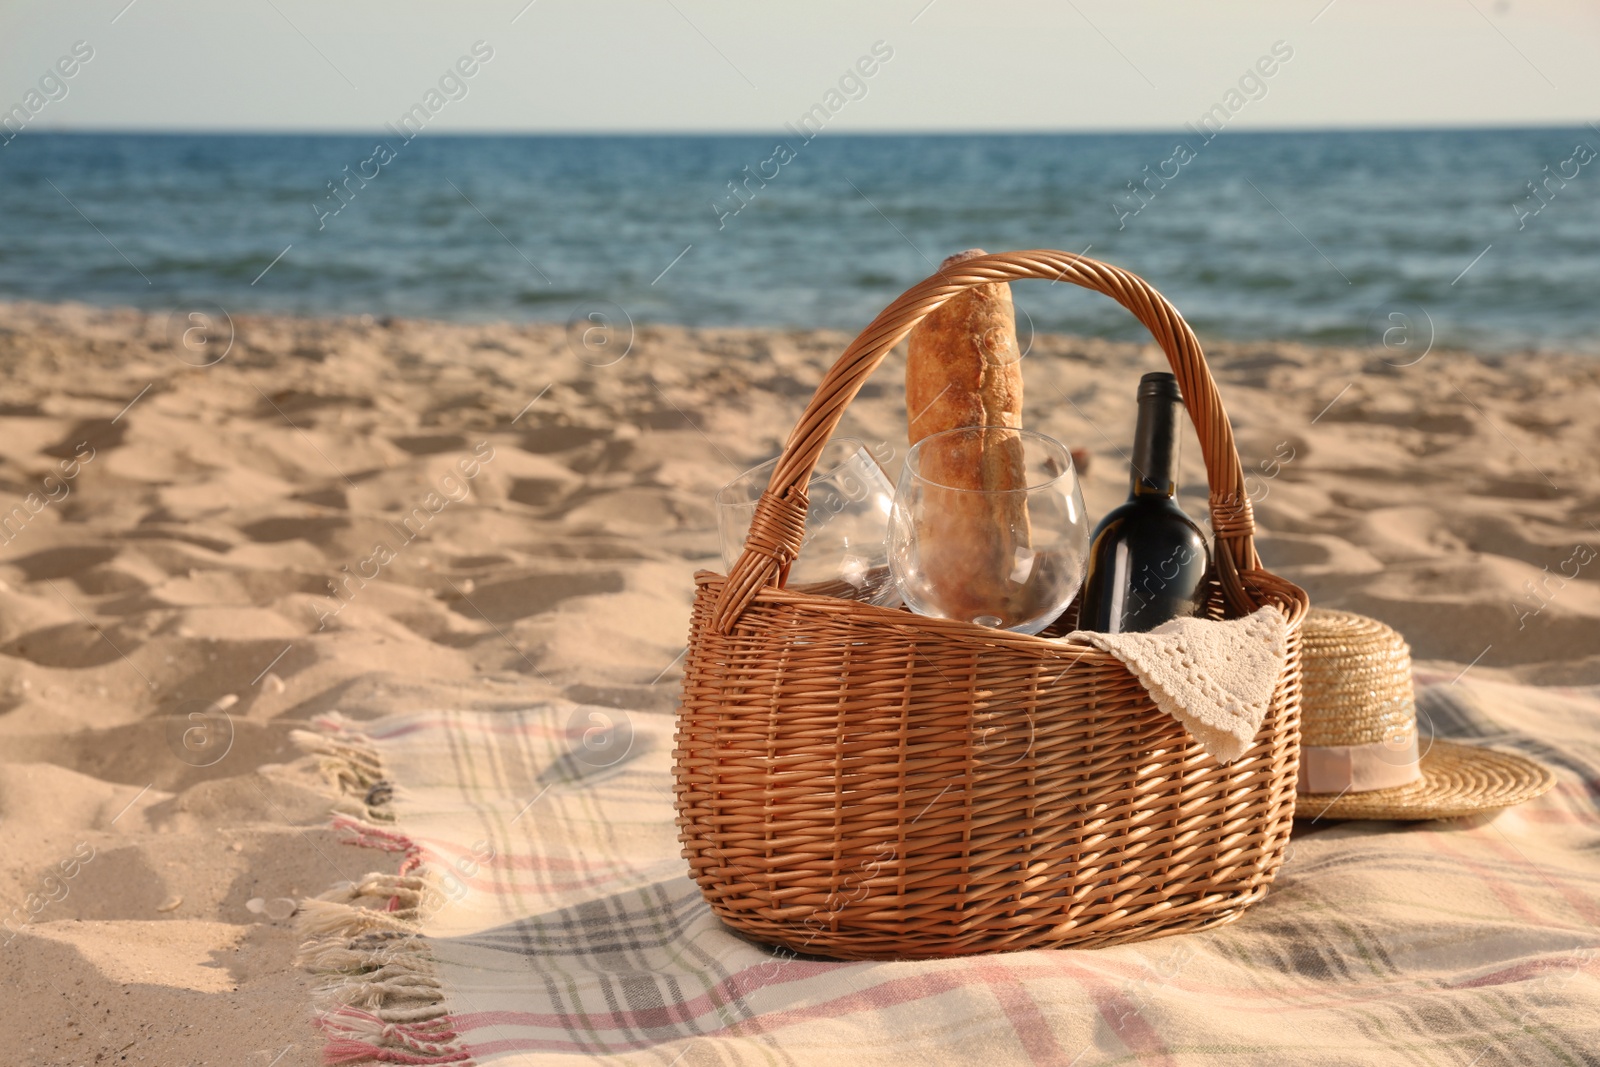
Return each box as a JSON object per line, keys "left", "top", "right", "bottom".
{"left": 1, "top": 129, "right": 1596, "bottom": 353}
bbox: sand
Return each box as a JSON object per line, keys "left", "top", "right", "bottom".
{"left": 1, "top": 299, "right": 1597, "bottom": 1065}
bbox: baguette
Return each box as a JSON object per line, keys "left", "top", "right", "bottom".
{"left": 905, "top": 249, "right": 1032, "bottom": 624}
{"left": 906, "top": 249, "right": 1023, "bottom": 450}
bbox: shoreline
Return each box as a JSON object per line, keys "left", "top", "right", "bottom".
{"left": 3, "top": 296, "right": 1594, "bottom": 362}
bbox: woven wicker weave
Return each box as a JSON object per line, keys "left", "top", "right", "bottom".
{"left": 673, "top": 250, "right": 1308, "bottom": 960}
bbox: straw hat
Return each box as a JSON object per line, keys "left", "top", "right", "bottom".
{"left": 1294, "top": 608, "right": 1554, "bottom": 821}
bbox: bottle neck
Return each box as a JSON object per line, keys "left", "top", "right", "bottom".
{"left": 1129, "top": 392, "right": 1181, "bottom": 498}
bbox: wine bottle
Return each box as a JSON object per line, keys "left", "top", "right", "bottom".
{"left": 1078, "top": 372, "right": 1210, "bottom": 633}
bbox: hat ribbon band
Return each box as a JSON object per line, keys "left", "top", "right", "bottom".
{"left": 1297, "top": 736, "right": 1423, "bottom": 794}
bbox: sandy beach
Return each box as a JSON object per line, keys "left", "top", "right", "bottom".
{"left": 2, "top": 299, "right": 1597, "bottom": 1065}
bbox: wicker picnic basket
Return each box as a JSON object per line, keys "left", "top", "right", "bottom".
{"left": 673, "top": 250, "right": 1308, "bottom": 960}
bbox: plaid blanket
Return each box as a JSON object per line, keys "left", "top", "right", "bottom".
{"left": 295, "top": 673, "right": 1600, "bottom": 1066}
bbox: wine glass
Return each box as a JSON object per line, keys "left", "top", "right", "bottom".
{"left": 889, "top": 426, "right": 1088, "bottom": 634}
{"left": 717, "top": 438, "right": 899, "bottom": 606}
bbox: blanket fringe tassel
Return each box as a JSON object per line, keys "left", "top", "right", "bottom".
{"left": 294, "top": 717, "right": 475, "bottom": 1066}
{"left": 291, "top": 714, "right": 398, "bottom": 823}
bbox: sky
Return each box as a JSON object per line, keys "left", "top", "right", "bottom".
{"left": 2, "top": 0, "right": 1596, "bottom": 133}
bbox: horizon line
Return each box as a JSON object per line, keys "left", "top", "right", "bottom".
{"left": 11, "top": 120, "right": 1599, "bottom": 139}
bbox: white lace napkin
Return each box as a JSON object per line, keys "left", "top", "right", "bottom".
{"left": 1067, "top": 605, "right": 1288, "bottom": 764}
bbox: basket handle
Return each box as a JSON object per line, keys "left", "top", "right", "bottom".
{"left": 710, "top": 249, "right": 1263, "bottom": 633}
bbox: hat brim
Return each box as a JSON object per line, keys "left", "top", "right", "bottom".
{"left": 1294, "top": 739, "right": 1555, "bottom": 822}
